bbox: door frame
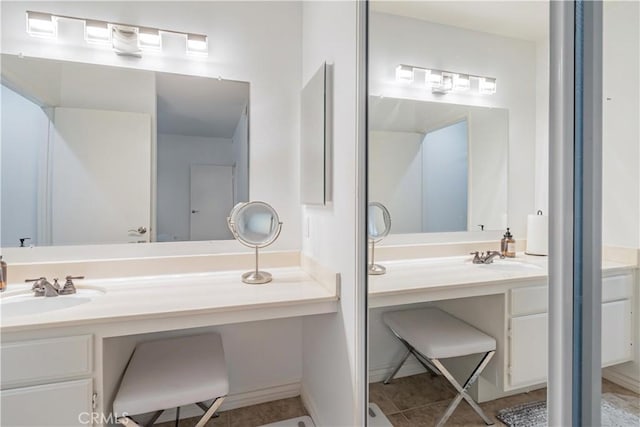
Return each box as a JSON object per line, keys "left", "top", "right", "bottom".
{"left": 548, "top": 1, "right": 603, "bottom": 425}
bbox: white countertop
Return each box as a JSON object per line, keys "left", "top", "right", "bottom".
{"left": 0, "top": 266, "right": 338, "bottom": 333}
{"left": 369, "top": 254, "right": 636, "bottom": 307}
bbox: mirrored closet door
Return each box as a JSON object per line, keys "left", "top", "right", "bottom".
{"left": 365, "top": 1, "right": 638, "bottom": 426}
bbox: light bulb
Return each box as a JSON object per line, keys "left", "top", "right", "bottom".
{"left": 395, "top": 65, "right": 413, "bottom": 83}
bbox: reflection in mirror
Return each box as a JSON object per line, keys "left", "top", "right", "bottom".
{"left": 0, "top": 54, "right": 249, "bottom": 247}
{"left": 368, "top": 202, "right": 391, "bottom": 275}
{"left": 227, "top": 201, "right": 283, "bottom": 285}
{"left": 369, "top": 96, "right": 508, "bottom": 234}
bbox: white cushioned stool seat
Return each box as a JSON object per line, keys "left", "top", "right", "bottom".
{"left": 113, "top": 333, "right": 228, "bottom": 417}
{"left": 383, "top": 308, "right": 496, "bottom": 359}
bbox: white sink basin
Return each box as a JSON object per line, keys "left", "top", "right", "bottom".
{"left": 478, "top": 260, "right": 543, "bottom": 271}
{"left": 1, "top": 288, "right": 104, "bottom": 318}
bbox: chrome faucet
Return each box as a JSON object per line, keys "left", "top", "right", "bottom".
{"left": 26, "top": 277, "right": 59, "bottom": 297}
{"left": 470, "top": 251, "right": 505, "bottom": 264}
{"left": 25, "top": 275, "right": 84, "bottom": 297}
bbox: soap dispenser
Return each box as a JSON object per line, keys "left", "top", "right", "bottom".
{"left": 0, "top": 255, "right": 6, "bottom": 292}
{"left": 501, "top": 228, "right": 516, "bottom": 258}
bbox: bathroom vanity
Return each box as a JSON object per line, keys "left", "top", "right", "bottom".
{"left": 0, "top": 253, "right": 339, "bottom": 426}
{"left": 368, "top": 249, "right": 637, "bottom": 402}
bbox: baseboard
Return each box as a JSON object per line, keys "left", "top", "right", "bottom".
{"left": 368, "top": 360, "right": 426, "bottom": 384}
{"left": 300, "top": 383, "right": 320, "bottom": 427}
{"left": 155, "top": 381, "right": 301, "bottom": 423}
{"left": 603, "top": 367, "right": 640, "bottom": 394}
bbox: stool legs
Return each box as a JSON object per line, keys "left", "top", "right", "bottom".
{"left": 384, "top": 333, "right": 440, "bottom": 384}
{"left": 430, "top": 351, "right": 495, "bottom": 427}
{"left": 116, "top": 396, "right": 225, "bottom": 427}
{"left": 194, "top": 396, "right": 225, "bottom": 427}
{"left": 384, "top": 348, "right": 411, "bottom": 384}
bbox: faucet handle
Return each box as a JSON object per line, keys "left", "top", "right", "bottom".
{"left": 60, "top": 276, "right": 84, "bottom": 295}
{"left": 469, "top": 251, "right": 481, "bottom": 263}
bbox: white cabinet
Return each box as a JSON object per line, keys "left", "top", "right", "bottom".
{"left": 508, "top": 274, "right": 634, "bottom": 389}
{"left": 602, "top": 299, "right": 632, "bottom": 366}
{"left": 1, "top": 379, "right": 93, "bottom": 427}
{"left": 1, "top": 335, "right": 94, "bottom": 427}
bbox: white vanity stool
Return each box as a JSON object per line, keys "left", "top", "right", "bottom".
{"left": 383, "top": 308, "right": 496, "bottom": 427}
{"left": 113, "top": 333, "right": 228, "bottom": 427}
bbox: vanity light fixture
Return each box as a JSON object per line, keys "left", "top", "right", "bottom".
{"left": 25, "top": 11, "right": 208, "bottom": 58}
{"left": 26, "top": 11, "right": 57, "bottom": 38}
{"left": 398, "top": 64, "right": 496, "bottom": 95}
{"left": 395, "top": 64, "right": 414, "bottom": 83}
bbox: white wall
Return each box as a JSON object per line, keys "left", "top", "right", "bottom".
{"left": 0, "top": 85, "right": 50, "bottom": 247}
{"left": 534, "top": 40, "right": 550, "bottom": 214}
{"left": 602, "top": 1, "right": 640, "bottom": 249}
{"left": 0, "top": 1, "right": 302, "bottom": 252}
{"left": 301, "top": 1, "right": 362, "bottom": 425}
{"left": 370, "top": 12, "right": 537, "bottom": 237}
{"left": 156, "top": 133, "right": 234, "bottom": 242}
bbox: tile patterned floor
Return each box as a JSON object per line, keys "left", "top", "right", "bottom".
{"left": 155, "top": 396, "right": 308, "bottom": 427}
{"left": 370, "top": 373, "right": 640, "bottom": 426}
{"left": 155, "top": 376, "right": 638, "bottom": 427}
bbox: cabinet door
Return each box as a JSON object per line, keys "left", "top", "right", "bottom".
{"left": 602, "top": 299, "right": 632, "bottom": 366}
{"left": 1, "top": 379, "right": 93, "bottom": 426}
{"left": 509, "top": 313, "right": 548, "bottom": 388}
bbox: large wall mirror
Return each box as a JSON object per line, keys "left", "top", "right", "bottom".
{"left": 369, "top": 96, "right": 508, "bottom": 234}
{"left": 1, "top": 54, "right": 249, "bottom": 247}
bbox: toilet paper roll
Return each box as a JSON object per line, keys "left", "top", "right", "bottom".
{"left": 526, "top": 211, "right": 548, "bottom": 256}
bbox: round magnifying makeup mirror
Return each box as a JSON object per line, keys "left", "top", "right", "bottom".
{"left": 368, "top": 202, "right": 391, "bottom": 275}
{"left": 227, "top": 201, "right": 283, "bottom": 284}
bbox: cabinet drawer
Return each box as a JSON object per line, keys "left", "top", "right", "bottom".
{"left": 602, "top": 274, "right": 633, "bottom": 302}
{"left": 1, "top": 379, "right": 93, "bottom": 426}
{"left": 510, "top": 286, "right": 547, "bottom": 316}
{"left": 1, "top": 335, "right": 92, "bottom": 389}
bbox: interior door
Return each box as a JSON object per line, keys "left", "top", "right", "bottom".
{"left": 189, "top": 164, "right": 234, "bottom": 240}
{"left": 50, "top": 108, "right": 151, "bottom": 245}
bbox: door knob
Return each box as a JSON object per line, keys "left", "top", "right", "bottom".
{"left": 192, "top": 210, "right": 200, "bottom": 214}
{"left": 128, "top": 227, "right": 147, "bottom": 234}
